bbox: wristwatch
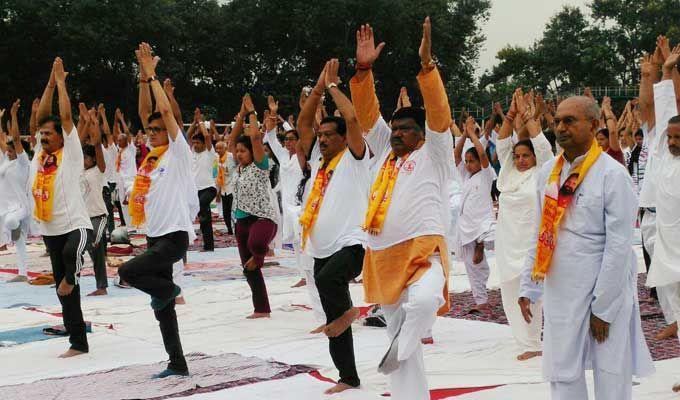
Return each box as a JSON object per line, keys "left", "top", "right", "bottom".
{"left": 146, "top": 75, "right": 157, "bottom": 83}
{"left": 326, "top": 82, "right": 338, "bottom": 90}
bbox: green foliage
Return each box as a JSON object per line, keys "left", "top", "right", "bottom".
{"left": 0, "top": 0, "right": 490, "bottom": 127}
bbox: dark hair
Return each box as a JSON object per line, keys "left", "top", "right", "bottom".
{"left": 7, "top": 139, "right": 31, "bottom": 154}
{"left": 264, "top": 142, "right": 279, "bottom": 165}
{"left": 147, "top": 112, "right": 163, "bottom": 124}
{"left": 634, "top": 129, "right": 644, "bottom": 138}
{"left": 82, "top": 144, "right": 97, "bottom": 163}
{"left": 235, "top": 134, "right": 253, "bottom": 154}
{"left": 319, "top": 116, "right": 347, "bottom": 136}
{"left": 191, "top": 133, "right": 206, "bottom": 143}
{"left": 390, "top": 106, "right": 426, "bottom": 132}
{"left": 465, "top": 146, "right": 480, "bottom": 161}
{"left": 38, "top": 115, "right": 62, "bottom": 135}
{"left": 513, "top": 139, "right": 536, "bottom": 156}
{"left": 596, "top": 128, "right": 609, "bottom": 139}
{"left": 284, "top": 129, "right": 299, "bottom": 139}
{"left": 668, "top": 115, "right": 680, "bottom": 125}
{"left": 494, "top": 114, "right": 503, "bottom": 125}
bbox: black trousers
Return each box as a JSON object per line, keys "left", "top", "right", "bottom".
{"left": 112, "top": 182, "right": 126, "bottom": 227}
{"left": 640, "top": 208, "right": 657, "bottom": 300}
{"left": 221, "top": 193, "right": 234, "bottom": 234}
{"left": 88, "top": 215, "right": 108, "bottom": 289}
{"left": 103, "top": 183, "right": 115, "bottom": 235}
{"left": 313, "top": 244, "right": 364, "bottom": 387}
{"left": 198, "top": 187, "right": 217, "bottom": 250}
{"left": 43, "top": 228, "right": 93, "bottom": 353}
{"left": 119, "top": 230, "right": 189, "bottom": 372}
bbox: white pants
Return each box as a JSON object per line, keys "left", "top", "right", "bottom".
{"left": 640, "top": 210, "right": 656, "bottom": 257}
{"left": 550, "top": 333, "right": 633, "bottom": 400}
{"left": 658, "top": 282, "right": 680, "bottom": 326}
{"left": 121, "top": 203, "right": 132, "bottom": 231}
{"left": 173, "top": 258, "right": 184, "bottom": 290}
{"left": 500, "top": 276, "right": 543, "bottom": 352}
{"left": 460, "top": 242, "right": 490, "bottom": 304}
{"left": 0, "top": 208, "right": 29, "bottom": 276}
{"left": 382, "top": 257, "right": 445, "bottom": 400}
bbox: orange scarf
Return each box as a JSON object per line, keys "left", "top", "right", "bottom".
{"left": 116, "top": 147, "right": 123, "bottom": 172}
{"left": 363, "top": 151, "right": 412, "bottom": 234}
{"left": 32, "top": 148, "right": 63, "bottom": 222}
{"left": 531, "top": 140, "right": 602, "bottom": 281}
{"left": 299, "top": 149, "right": 346, "bottom": 249}
{"left": 129, "top": 145, "right": 169, "bottom": 227}
{"left": 216, "top": 152, "right": 228, "bottom": 190}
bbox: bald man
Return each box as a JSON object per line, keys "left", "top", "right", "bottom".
{"left": 519, "top": 96, "right": 654, "bottom": 399}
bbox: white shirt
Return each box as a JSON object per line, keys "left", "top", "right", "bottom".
{"left": 455, "top": 162, "right": 496, "bottom": 247}
{"left": 81, "top": 167, "right": 108, "bottom": 217}
{"left": 305, "top": 145, "right": 371, "bottom": 258}
{"left": 363, "top": 118, "right": 454, "bottom": 250}
{"left": 192, "top": 148, "right": 217, "bottom": 190}
{"left": 31, "top": 127, "right": 93, "bottom": 235}
{"left": 0, "top": 151, "right": 30, "bottom": 215}
{"left": 143, "top": 130, "right": 199, "bottom": 241}
{"left": 102, "top": 144, "right": 118, "bottom": 184}
{"left": 117, "top": 144, "right": 137, "bottom": 196}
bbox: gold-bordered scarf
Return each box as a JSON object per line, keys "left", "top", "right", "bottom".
{"left": 32, "top": 148, "right": 63, "bottom": 222}
{"left": 129, "top": 145, "right": 169, "bottom": 227}
{"left": 531, "top": 139, "right": 602, "bottom": 281}
{"left": 363, "top": 151, "right": 412, "bottom": 234}
{"left": 299, "top": 149, "right": 346, "bottom": 249}
{"left": 216, "top": 152, "right": 228, "bottom": 190}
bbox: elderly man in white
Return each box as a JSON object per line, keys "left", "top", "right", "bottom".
{"left": 518, "top": 95, "right": 654, "bottom": 399}
{"left": 644, "top": 45, "right": 680, "bottom": 394}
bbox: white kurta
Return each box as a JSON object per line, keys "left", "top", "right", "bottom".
{"left": 496, "top": 134, "right": 553, "bottom": 283}
{"left": 455, "top": 161, "right": 496, "bottom": 251}
{"left": 264, "top": 129, "right": 303, "bottom": 244}
{"left": 0, "top": 151, "right": 30, "bottom": 221}
{"left": 646, "top": 79, "right": 680, "bottom": 289}
{"left": 519, "top": 151, "right": 654, "bottom": 383}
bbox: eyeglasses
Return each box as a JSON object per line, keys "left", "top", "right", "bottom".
{"left": 146, "top": 127, "right": 167, "bottom": 134}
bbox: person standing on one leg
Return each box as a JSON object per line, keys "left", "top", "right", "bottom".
{"left": 454, "top": 117, "right": 495, "bottom": 314}
{"left": 190, "top": 110, "right": 218, "bottom": 251}
{"left": 215, "top": 141, "right": 235, "bottom": 235}
{"left": 297, "top": 59, "right": 371, "bottom": 395}
{"left": 0, "top": 100, "right": 31, "bottom": 282}
{"left": 32, "top": 58, "right": 93, "bottom": 358}
{"left": 518, "top": 95, "right": 655, "bottom": 400}
{"left": 118, "top": 43, "right": 199, "bottom": 378}
{"left": 351, "top": 19, "right": 453, "bottom": 400}
{"left": 98, "top": 104, "right": 118, "bottom": 236}
{"left": 80, "top": 110, "right": 110, "bottom": 296}
{"left": 225, "top": 94, "right": 278, "bottom": 319}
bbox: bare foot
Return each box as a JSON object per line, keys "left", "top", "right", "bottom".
{"left": 473, "top": 243, "right": 485, "bottom": 264}
{"left": 246, "top": 312, "right": 270, "bottom": 319}
{"left": 517, "top": 351, "right": 542, "bottom": 361}
{"left": 7, "top": 275, "right": 29, "bottom": 283}
{"left": 324, "top": 308, "right": 360, "bottom": 337}
{"left": 421, "top": 337, "right": 434, "bottom": 345}
{"left": 654, "top": 322, "right": 678, "bottom": 340}
{"left": 244, "top": 257, "right": 259, "bottom": 271}
{"left": 58, "top": 348, "right": 87, "bottom": 358}
{"left": 467, "top": 303, "right": 492, "bottom": 315}
{"left": 310, "top": 324, "right": 326, "bottom": 334}
{"left": 0, "top": 244, "right": 7, "bottom": 251}
{"left": 87, "top": 288, "right": 108, "bottom": 296}
{"left": 291, "top": 278, "right": 307, "bottom": 288}
{"left": 175, "top": 296, "right": 186, "bottom": 305}
{"left": 324, "top": 382, "right": 355, "bottom": 394}
{"left": 673, "top": 382, "right": 680, "bottom": 392}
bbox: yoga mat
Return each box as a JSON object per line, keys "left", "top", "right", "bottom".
{"left": 0, "top": 322, "right": 92, "bottom": 347}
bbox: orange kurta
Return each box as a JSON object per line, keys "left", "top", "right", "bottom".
{"left": 363, "top": 235, "right": 451, "bottom": 315}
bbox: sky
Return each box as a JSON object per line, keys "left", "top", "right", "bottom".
{"left": 476, "top": 0, "right": 591, "bottom": 76}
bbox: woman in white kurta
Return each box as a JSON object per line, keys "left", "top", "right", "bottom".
{"left": 454, "top": 119, "right": 496, "bottom": 311}
{"left": 0, "top": 104, "right": 31, "bottom": 282}
{"left": 495, "top": 93, "right": 554, "bottom": 360}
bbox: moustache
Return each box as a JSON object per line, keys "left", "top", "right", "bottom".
{"left": 40, "top": 139, "right": 49, "bottom": 145}
{"left": 390, "top": 138, "right": 403, "bottom": 144}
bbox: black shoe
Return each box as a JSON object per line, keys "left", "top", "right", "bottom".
{"left": 151, "top": 368, "right": 189, "bottom": 379}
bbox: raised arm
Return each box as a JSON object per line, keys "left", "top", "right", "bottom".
{"left": 0, "top": 109, "right": 6, "bottom": 155}
{"left": 465, "top": 116, "right": 489, "bottom": 168}
{"left": 88, "top": 109, "right": 106, "bottom": 173}
{"left": 227, "top": 100, "right": 246, "bottom": 155}
{"left": 53, "top": 57, "right": 74, "bottom": 134}
{"left": 164, "top": 78, "right": 183, "bottom": 127}
{"left": 325, "top": 58, "right": 365, "bottom": 157}
{"left": 349, "top": 24, "right": 385, "bottom": 132}
{"left": 136, "top": 42, "right": 179, "bottom": 139}
{"left": 37, "top": 67, "right": 56, "bottom": 122}
{"left": 639, "top": 54, "right": 657, "bottom": 130}
{"left": 264, "top": 97, "right": 289, "bottom": 161}
{"left": 601, "top": 97, "right": 621, "bottom": 152}
{"left": 243, "top": 95, "right": 266, "bottom": 163}
{"left": 197, "top": 117, "right": 213, "bottom": 151}
{"left": 498, "top": 92, "right": 518, "bottom": 140}
{"left": 77, "top": 103, "right": 90, "bottom": 142}
{"left": 417, "top": 17, "right": 452, "bottom": 133}
{"left": 454, "top": 123, "right": 468, "bottom": 166}
{"left": 9, "top": 100, "right": 22, "bottom": 154}
{"left": 138, "top": 58, "right": 152, "bottom": 130}
{"left": 298, "top": 65, "right": 327, "bottom": 155}
{"left": 29, "top": 98, "right": 39, "bottom": 136}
